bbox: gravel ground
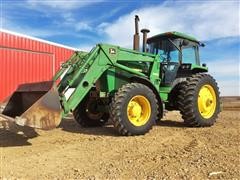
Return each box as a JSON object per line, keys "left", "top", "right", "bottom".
{"left": 0, "top": 109, "right": 239, "bottom": 179}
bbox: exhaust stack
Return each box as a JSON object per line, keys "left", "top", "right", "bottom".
{"left": 141, "top": 28, "right": 150, "bottom": 52}
{"left": 133, "top": 15, "right": 140, "bottom": 51}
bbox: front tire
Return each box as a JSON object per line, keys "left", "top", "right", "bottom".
{"left": 110, "top": 83, "right": 159, "bottom": 136}
{"left": 73, "top": 97, "right": 108, "bottom": 127}
{"left": 180, "top": 74, "right": 220, "bottom": 127}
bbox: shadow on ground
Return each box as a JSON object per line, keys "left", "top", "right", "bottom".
{"left": 60, "top": 117, "right": 119, "bottom": 137}
{"left": 0, "top": 125, "right": 38, "bottom": 147}
{"left": 157, "top": 120, "right": 188, "bottom": 128}
{"left": 0, "top": 117, "right": 189, "bottom": 147}
{"left": 61, "top": 116, "right": 189, "bottom": 136}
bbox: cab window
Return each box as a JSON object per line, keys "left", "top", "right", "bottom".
{"left": 149, "top": 39, "right": 180, "bottom": 63}
{"left": 169, "top": 50, "right": 178, "bottom": 62}
{"left": 182, "top": 46, "right": 198, "bottom": 64}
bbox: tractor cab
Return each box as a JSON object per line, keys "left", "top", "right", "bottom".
{"left": 147, "top": 31, "right": 203, "bottom": 85}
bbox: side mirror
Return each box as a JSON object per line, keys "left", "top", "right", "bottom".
{"left": 202, "top": 63, "right": 207, "bottom": 67}
{"left": 200, "top": 42, "right": 205, "bottom": 47}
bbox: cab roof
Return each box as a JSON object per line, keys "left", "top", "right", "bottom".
{"left": 147, "top": 31, "right": 200, "bottom": 44}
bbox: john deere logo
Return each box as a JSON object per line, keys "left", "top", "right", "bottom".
{"left": 109, "top": 48, "right": 116, "bottom": 54}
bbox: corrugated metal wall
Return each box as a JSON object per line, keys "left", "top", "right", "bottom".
{"left": 0, "top": 30, "right": 75, "bottom": 101}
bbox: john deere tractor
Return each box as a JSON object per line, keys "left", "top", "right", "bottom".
{"left": 0, "top": 15, "right": 220, "bottom": 136}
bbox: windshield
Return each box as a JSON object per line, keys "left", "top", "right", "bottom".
{"left": 149, "top": 39, "right": 180, "bottom": 62}
{"left": 148, "top": 38, "right": 199, "bottom": 65}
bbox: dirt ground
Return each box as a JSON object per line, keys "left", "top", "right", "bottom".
{"left": 0, "top": 99, "right": 239, "bottom": 179}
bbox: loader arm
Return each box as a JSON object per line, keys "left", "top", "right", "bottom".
{"left": 58, "top": 45, "right": 111, "bottom": 115}
{"left": 57, "top": 44, "right": 159, "bottom": 117}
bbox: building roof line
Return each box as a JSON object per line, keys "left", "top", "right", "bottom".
{"left": 0, "top": 28, "right": 80, "bottom": 51}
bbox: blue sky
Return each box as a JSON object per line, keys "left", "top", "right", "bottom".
{"left": 1, "top": 0, "right": 239, "bottom": 96}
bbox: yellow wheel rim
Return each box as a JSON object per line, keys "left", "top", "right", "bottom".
{"left": 127, "top": 95, "right": 151, "bottom": 126}
{"left": 198, "top": 84, "right": 216, "bottom": 119}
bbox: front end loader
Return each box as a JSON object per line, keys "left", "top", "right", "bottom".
{"left": 0, "top": 15, "right": 220, "bottom": 135}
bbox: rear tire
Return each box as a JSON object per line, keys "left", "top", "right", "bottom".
{"left": 180, "top": 74, "right": 220, "bottom": 127}
{"left": 177, "top": 81, "right": 188, "bottom": 112}
{"left": 110, "top": 83, "right": 159, "bottom": 136}
{"left": 166, "top": 81, "right": 187, "bottom": 111}
{"left": 73, "top": 97, "right": 108, "bottom": 127}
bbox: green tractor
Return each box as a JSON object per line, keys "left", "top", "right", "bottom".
{"left": 0, "top": 15, "right": 220, "bottom": 136}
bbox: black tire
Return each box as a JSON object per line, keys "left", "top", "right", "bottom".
{"left": 156, "top": 100, "right": 164, "bottom": 121}
{"left": 176, "top": 81, "right": 188, "bottom": 112}
{"left": 73, "top": 97, "right": 108, "bottom": 127}
{"left": 167, "top": 81, "right": 187, "bottom": 111}
{"left": 180, "top": 74, "right": 220, "bottom": 127}
{"left": 110, "top": 83, "right": 159, "bottom": 136}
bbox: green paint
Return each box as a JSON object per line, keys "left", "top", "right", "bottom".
{"left": 191, "top": 64, "right": 208, "bottom": 72}
{"left": 148, "top": 31, "right": 199, "bottom": 43}
{"left": 159, "top": 87, "right": 172, "bottom": 101}
{"left": 53, "top": 31, "right": 208, "bottom": 117}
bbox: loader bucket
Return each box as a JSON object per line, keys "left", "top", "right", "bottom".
{"left": 1, "top": 81, "right": 62, "bottom": 130}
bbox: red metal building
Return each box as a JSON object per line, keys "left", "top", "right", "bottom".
{"left": 0, "top": 29, "right": 76, "bottom": 101}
